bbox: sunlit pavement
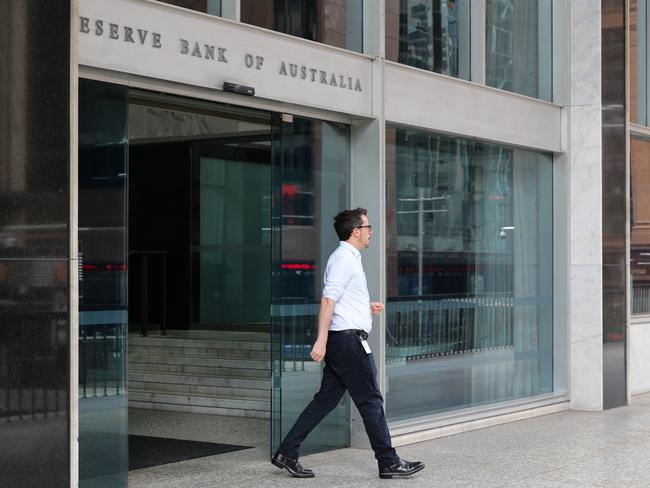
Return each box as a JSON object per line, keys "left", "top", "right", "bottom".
{"left": 129, "top": 392, "right": 650, "bottom": 488}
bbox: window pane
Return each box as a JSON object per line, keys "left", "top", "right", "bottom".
{"left": 154, "top": 0, "right": 222, "bottom": 16}
{"left": 385, "top": 126, "right": 553, "bottom": 421}
{"left": 271, "top": 117, "right": 351, "bottom": 454}
{"left": 386, "top": 0, "right": 470, "bottom": 79}
{"left": 241, "top": 0, "right": 363, "bottom": 53}
{"left": 486, "top": 0, "right": 552, "bottom": 100}
{"left": 632, "top": 0, "right": 648, "bottom": 125}
{"left": 78, "top": 80, "right": 129, "bottom": 488}
{"left": 631, "top": 136, "right": 650, "bottom": 314}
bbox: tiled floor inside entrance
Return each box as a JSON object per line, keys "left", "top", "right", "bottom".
{"left": 129, "top": 408, "right": 268, "bottom": 449}
{"left": 129, "top": 409, "right": 270, "bottom": 487}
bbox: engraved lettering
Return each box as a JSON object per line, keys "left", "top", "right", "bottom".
{"left": 80, "top": 16, "right": 90, "bottom": 34}
{"left": 79, "top": 20, "right": 365, "bottom": 97}
{"left": 109, "top": 23, "right": 119, "bottom": 39}
{"left": 137, "top": 29, "right": 148, "bottom": 44}
{"left": 124, "top": 26, "right": 135, "bottom": 43}
{"left": 180, "top": 38, "right": 189, "bottom": 54}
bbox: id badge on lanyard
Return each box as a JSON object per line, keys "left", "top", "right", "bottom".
{"left": 359, "top": 337, "right": 371, "bottom": 354}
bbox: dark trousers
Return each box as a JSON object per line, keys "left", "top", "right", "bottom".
{"left": 276, "top": 333, "right": 397, "bottom": 466}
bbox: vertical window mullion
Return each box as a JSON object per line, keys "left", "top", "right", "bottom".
{"left": 636, "top": 0, "right": 650, "bottom": 125}
{"left": 538, "top": 0, "right": 553, "bottom": 101}
{"left": 220, "top": 0, "right": 240, "bottom": 21}
{"left": 471, "top": 0, "right": 487, "bottom": 84}
{"left": 458, "top": 0, "right": 472, "bottom": 80}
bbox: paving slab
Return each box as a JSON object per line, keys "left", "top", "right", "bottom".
{"left": 129, "top": 393, "right": 650, "bottom": 488}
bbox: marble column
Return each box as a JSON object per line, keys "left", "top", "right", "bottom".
{"left": 568, "top": 0, "right": 604, "bottom": 411}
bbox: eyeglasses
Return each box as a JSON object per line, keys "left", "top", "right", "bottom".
{"left": 356, "top": 225, "right": 372, "bottom": 230}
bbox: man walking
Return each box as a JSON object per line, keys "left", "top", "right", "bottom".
{"left": 271, "top": 208, "right": 425, "bottom": 479}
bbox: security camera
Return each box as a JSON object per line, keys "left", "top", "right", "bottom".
{"left": 223, "top": 82, "right": 255, "bottom": 96}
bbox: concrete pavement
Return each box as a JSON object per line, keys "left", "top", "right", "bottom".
{"left": 129, "top": 392, "right": 650, "bottom": 488}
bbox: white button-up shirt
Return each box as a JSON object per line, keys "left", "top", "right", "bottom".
{"left": 322, "top": 241, "right": 372, "bottom": 333}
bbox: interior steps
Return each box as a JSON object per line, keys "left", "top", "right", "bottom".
{"left": 128, "top": 331, "right": 271, "bottom": 419}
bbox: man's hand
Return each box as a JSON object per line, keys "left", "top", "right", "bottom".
{"left": 310, "top": 339, "right": 327, "bottom": 363}
{"left": 371, "top": 302, "right": 385, "bottom": 315}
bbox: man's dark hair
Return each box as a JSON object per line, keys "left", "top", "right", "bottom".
{"left": 334, "top": 207, "right": 367, "bottom": 241}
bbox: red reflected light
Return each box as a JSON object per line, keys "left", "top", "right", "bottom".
{"left": 281, "top": 263, "right": 316, "bottom": 271}
{"left": 81, "top": 264, "right": 127, "bottom": 272}
{"left": 282, "top": 183, "right": 299, "bottom": 198}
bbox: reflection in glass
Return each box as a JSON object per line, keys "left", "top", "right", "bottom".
{"left": 385, "top": 0, "right": 470, "bottom": 79}
{"left": 78, "top": 80, "right": 129, "bottom": 488}
{"left": 602, "top": 0, "right": 627, "bottom": 409}
{"left": 155, "top": 0, "right": 222, "bottom": 16}
{"left": 191, "top": 146, "right": 271, "bottom": 327}
{"left": 271, "top": 117, "right": 351, "bottom": 455}
{"left": 485, "top": 0, "right": 552, "bottom": 100}
{"left": 385, "top": 126, "right": 553, "bottom": 421}
{"left": 631, "top": 0, "right": 643, "bottom": 124}
{"left": 241, "top": 0, "right": 363, "bottom": 52}
{"left": 630, "top": 136, "right": 650, "bottom": 314}
{"left": 632, "top": 0, "right": 650, "bottom": 125}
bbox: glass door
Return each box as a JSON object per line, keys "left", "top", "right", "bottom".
{"left": 270, "top": 114, "right": 352, "bottom": 455}
{"left": 190, "top": 141, "right": 272, "bottom": 329}
{"left": 78, "top": 80, "right": 129, "bottom": 488}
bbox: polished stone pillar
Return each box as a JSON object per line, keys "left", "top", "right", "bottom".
{"left": 567, "top": 0, "right": 604, "bottom": 412}
{"left": 601, "top": 0, "right": 628, "bottom": 409}
{"left": 0, "top": 1, "right": 72, "bottom": 486}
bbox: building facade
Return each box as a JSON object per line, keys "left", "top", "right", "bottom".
{"left": 0, "top": 0, "right": 647, "bottom": 487}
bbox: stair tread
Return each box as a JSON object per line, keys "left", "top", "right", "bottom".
{"left": 128, "top": 371, "right": 270, "bottom": 380}
{"left": 128, "top": 368, "right": 270, "bottom": 379}
{"left": 128, "top": 370, "right": 270, "bottom": 379}
{"left": 128, "top": 352, "right": 269, "bottom": 361}
{"left": 129, "top": 341, "right": 270, "bottom": 350}
{"left": 129, "top": 388, "right": 269, "bottom": 403}
{"left": 129, "top": 332, "right": 270, "bottom": 343}
{"left": 129, "top": 353, "right": 269, "bottom": 362}
{"left": 127, "top": 401, "right": 270, "bottom": 418}
{"left": 128, "top": 382, "right": 269, "bottom": 397}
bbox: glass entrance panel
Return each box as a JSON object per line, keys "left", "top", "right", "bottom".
{"left": 271, "top": 116, "right": 351, "bottom": 455}
{"left": 78, "top": 80, "right": 129, "bottom": 488}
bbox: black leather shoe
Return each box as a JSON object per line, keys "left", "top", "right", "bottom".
{"left": 378, "top": 458, "right": 425, "bottom": 479}
{"left": 271, "top": 453, "right": 315, "bottom": 478}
